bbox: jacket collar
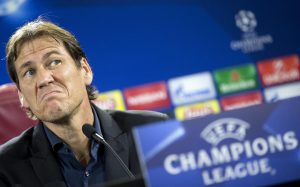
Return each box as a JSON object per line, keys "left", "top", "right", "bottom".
{"left": 93, "top": 105, "right": 131, "bottom": 181}
{"left": 30, "top": 123, "right": 66, "bottom": 187}
{"left": 30, "top": 105, "right": 131, "bottom": 185}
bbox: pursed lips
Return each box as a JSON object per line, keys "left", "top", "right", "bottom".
{"left": 39, "top": 90, "right": 62, "bottom": 102}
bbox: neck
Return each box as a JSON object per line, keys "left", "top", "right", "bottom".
{"left": 44, "top": 102, "right": 94, "bottom": 165}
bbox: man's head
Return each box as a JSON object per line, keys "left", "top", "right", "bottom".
{"left": 6, "top": 18, "right": 98, "bottom": 121}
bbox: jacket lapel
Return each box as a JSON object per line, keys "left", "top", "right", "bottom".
{"left": 30, "top": 123, "right": 67, "bottom": 187}
{"left": 29, "top": 106, "right": 131, "bottom": 185}
{"left": 94, "top": 106, "right": 130, "bottom": 181}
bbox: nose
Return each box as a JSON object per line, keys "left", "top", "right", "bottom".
{"left": 36, "top": 67, "right": 54, "bottom": 89}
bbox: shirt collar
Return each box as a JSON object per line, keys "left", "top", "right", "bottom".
{"left": 43, "top": 105, "right": 102, "bottom": 151}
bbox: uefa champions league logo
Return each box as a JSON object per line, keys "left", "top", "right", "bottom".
{"left": 230, "top": 9, "right": 273, "bottom": 53}
{"left": 200, "top": 118, "right": 250, "bottom": 146}
{"left": 235, "top": 10, "right": 257, "bottom": 33}
{"left": 163, "top": 116, "right": 298, "bottom": 186}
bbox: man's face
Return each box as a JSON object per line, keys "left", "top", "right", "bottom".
{"left": 15, "top": 36, "right": 93, "bottom": 123}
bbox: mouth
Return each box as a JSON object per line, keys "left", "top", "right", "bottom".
{"left": 40, "top": 90, "right": 62, "bottom": 102}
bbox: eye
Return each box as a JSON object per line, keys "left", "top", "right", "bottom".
{"left": 24, "top": 68, "right": 35, "bottom": 77}
{"left": 49, "top": 60, "right": 62, "bottom": 67}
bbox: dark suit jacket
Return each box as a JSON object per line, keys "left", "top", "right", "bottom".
{"left": 0, "top": 106, "right": 168, "bottom": 187}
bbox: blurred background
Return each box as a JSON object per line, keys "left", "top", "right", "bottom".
{"left": 1, "top": 0, "right": 300, "bottom": 143}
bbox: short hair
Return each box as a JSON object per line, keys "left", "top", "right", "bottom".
{"left": 6, "top": 18, "right": 98, "bottom": 119}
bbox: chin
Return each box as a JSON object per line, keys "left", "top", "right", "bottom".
{"left": 44, "top": 115, "right": 69, "bottom": 124}
{"left": 41, "top": 109, "right": 68, "bottom": 124}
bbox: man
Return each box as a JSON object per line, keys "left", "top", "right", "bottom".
{"left": 0, "top": 19, "right": 168, "bottom": 187}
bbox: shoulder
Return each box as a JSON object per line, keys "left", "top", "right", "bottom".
{"left": 0, "top": 127, "right": 34, "bottom": 161}
{"left": 109, "top": 110, "right": 169, "bottom": 131}
{"left": 95, "top": 106, "right": 169, "bottom": 129}
{"left": 109, "top": 110, "right": 168, "bottom": 124}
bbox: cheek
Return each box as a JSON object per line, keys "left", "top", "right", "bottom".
{"left": 19, "top": 85, "right": 35, "bottom": 106}
{"left": 61, "top": 70, "right": 87, "bottom": 92}
{"left": 59, "top": 65, "right": 83, "bottom": 80}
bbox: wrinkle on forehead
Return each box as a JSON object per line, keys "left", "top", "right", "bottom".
{"left": 17, "top": 36, "right": 62, "bottom": 60}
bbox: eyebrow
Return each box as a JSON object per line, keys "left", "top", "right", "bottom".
{"left": 18, "top": 50, "right": 62, "bottom": 74}
{"left": 18, "top": 61, "right": 32, "bottom": 76}
{"left": 42, "top": 50, "right": 62, "bottom": 61}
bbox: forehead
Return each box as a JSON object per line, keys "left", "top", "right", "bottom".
{"left": 16, "top": 36, "right": 64, "bottom": 61}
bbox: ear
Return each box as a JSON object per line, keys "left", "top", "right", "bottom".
{"left": 80, "top": 58, "right": 93, "bottom": 85}
{"left": 18, "top": 90, "right": 29, "bottom": 108}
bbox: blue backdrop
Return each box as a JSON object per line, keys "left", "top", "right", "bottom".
{"left": 1, "top": 0, "right": 300, "bottom": 92}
